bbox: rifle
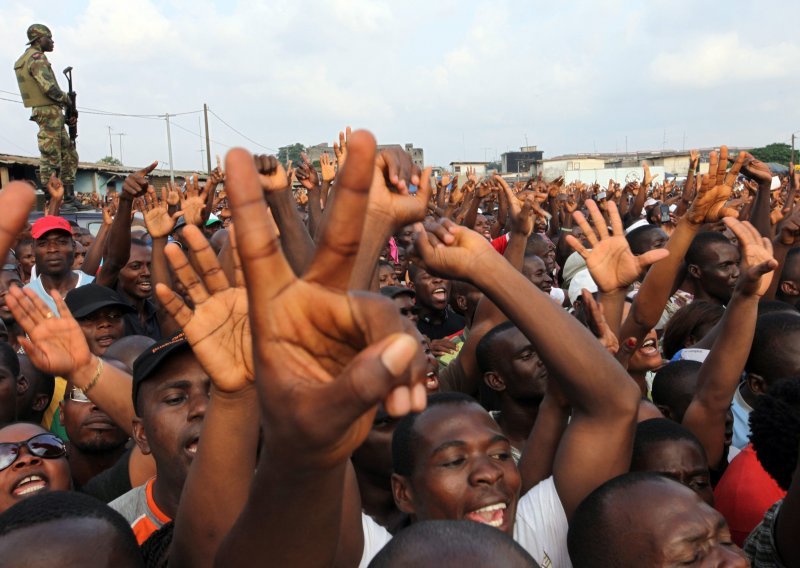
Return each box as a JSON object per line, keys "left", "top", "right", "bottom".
{"left": 62, "top": 66, "right": 77, "bottom": 147}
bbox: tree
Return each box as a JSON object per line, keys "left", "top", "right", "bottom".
{"left": 486, "top": 161, "right": 501, "bottom": 172}
{"left": 749, "top": 143, "right": 793, "bottom": 166}
{"left": 98, "top": 156, "right": 123, "bottom": 166}
{"left": 277, "top": 143, "right": 306, "bottom": 167}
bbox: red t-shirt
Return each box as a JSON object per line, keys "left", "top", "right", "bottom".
{"left": 714, "top": 444, "right": 787, "bottom": 546}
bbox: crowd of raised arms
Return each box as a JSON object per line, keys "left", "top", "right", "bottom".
{"left": 0, "top": 129, "right": 799, "bottom": 568}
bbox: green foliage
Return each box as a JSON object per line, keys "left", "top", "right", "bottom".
{"left": 98, "top": 155, "right": 123, "bottom": 166}
{"left": 486, "top": 161, "right": 501, "bottom": 171}
{"left": 278, "top": 143, "right": 306, "bottom": 167}
{"left": 749, "top": 143, "right": 793, "bottom": 166}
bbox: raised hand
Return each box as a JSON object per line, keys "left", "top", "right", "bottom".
{"left": 724, "top": 217, "right": 778, "bottom": 297}
{"left": 689, "top": 149, "right": 700, "bottom": 170}
{"left": 156, "top": 225, "right": 253, "bottom": 393}
{"left": 581, "top": 289, "right": 619, "bottom": 355}
{"left": 0, "top": 181, "right": 35, "bottom": 269}
{"left": 319, "top": 152, "right": 336, "bottom": 182}
{"left": 333, "top": 126, "right": 351, "bottom": 168}
{"left": 296, "top": 153, "right": 320, "bottom": 190}
{"left": 254, "top": 154, "right": 289, "bottom": 192}
{"left": 207, "top": 155, "right": 226, "bottom": 190}
{"left": 165, "top": 181, "right": 181, "bottom": 207}
{"left": 177, "top": 175, "right": 209, "bottom": 226}
{"left": 122, "top": 161, "right": 158, "bottom": 200}
{"left": 102, "top": 201, "right": 115, "bottom": 225}
{"left": 467, "top": 167, "right": 478, "bottom": 185}
{"left": 414, "top": 218, "right": 494, "bottom": 282}
{"left": 225, "top": 132, "right": 426, "bottom": 468}
{"left": 643, "top": 162, "right": 659, "bottom": 188}
{"left": 777, "top": 207, "right": 800, "bottom": 246}
{"left": 495, "top": 175, "right": 538, "bottom": 235}
{"left": 142, "top": 186, "right": 178, "bottom": 238}
{"left": 566, "top": 200, "right": 669, "bottom": 292}
{"left": 741, "top": 153, "right": 773, "bottom": 186}
{"left": 686, "top": 146, "right": 743, "bottom": 224}
{"left": 46, "top": 173, "right": 64, "bottom": 201}
{"left": 366, "top": 147, "right": 429, "bottom": 231}
{"left": 6, "top": 287, "right": 92, "bottom": 376}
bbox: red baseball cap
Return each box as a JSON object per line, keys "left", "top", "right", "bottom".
{"left": 31, "top": 216, "right": 73, "bottom": 239}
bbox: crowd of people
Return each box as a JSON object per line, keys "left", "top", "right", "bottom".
{"left": 0, "top": 128, "right": 797, "bottom": 567}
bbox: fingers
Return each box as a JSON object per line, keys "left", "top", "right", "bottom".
{"left": 181, "top": 225, "right": 230, "bottom": 294}
{"left": 585, "top": 199, "right": 609, "bottom": 240}
{"left": 606, "top": 200, "right": 624, "bottom": 236}
{"left": 227, "top": 224, "right": 245, "bottom": 288}
{"left": 155, "top": 283, "right": 194, "bottom": 329}
{"left": 225, "top": 148, "right": 295, "bottom": 301}
{"left": 716, "top": 146, "right": 729, "bottom": 181}
{"left": 565, "top": 234, "right": 590, "bottom": 258}
{"left": 705, "top": 151, "right": 719, "bottom": 189}
{"left": 723, "top": 151, "right": 746, "bottom": 187}
{"left": 415, "top": 167, "right": 434, "bottom": 219}
{"left": 305, "top": 130, "right": 377, "bottom": 290}
{"left": 139, "top": 161, "right": 159, "bottom": 176}
{"left": 637, "top": 248, "right": 670, "bottom": 270}
{"left": 0, "top": 182, "right": 35, "bottom": 260}
{"left": 164, "top": 242, "right": 211, "bottom": 306}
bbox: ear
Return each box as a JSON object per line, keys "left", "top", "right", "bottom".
{"left": 746, "top": 373, "right": 767, "bottom": 396}
{"left": 655, "top": 404, "right": 672, "bottom": 420}
{"left": 780, "top": 280, "right": 799, "bottom": 296}
{"left": 391, "top": 473, "right": 416, "bottom": 515}
{"left": 132, "top": 417, "right": 151, "bottom": 455}
{"left": 483, "top": 371, "right": 506, "bottom": 393}
{"left": 32, "top": 393, "right": 50, "bottom": 412}
{"left": 16, "top": 375, "right": 29, "bottom": 397}
{"left": 687, "top": 264, "right": 701, "bottom": 280}
{"left": 455, "top": 294, "right": 467, "bottom": 313}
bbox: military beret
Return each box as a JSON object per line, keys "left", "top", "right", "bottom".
{"left": 26, "top": 24, "right": 52, "bottom": 44}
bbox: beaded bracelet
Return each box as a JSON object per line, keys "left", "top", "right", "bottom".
{"left": 83, "top": 358, "right": 105, "bottom": 395}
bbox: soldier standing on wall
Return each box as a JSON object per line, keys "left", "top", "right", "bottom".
{"left": 14, "top": 24, "right": 89, "bottom": 211}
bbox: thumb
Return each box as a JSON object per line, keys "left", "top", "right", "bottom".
{"left": 320, "top": 334, "right": 421, "bottom": 434}
{"left": 637, "top": 248, "right": 670, "bottom": 269}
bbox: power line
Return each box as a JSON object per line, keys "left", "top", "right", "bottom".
{"left": 207, "top": 107, "right": 278, "bottom": 152}
{"left": 169, "top": 119, "right": 233, "bottom": 149}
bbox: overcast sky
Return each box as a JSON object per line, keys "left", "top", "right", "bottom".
{"left": 1, "top": 0, "right": 798, "bottom": 172}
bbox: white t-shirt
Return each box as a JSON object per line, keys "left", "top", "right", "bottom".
{"left": 24, "top": 271, "right": 94, "bottom": 315}
{"left": 359, "top": 476, "right": 570, "bottom": 567}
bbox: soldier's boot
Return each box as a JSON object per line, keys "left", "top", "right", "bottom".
{"left": 63, "top": 184, "right": 91, "bottom": 210}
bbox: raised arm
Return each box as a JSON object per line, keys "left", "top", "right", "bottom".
{"left": 741, "top": 154, "right": 774, "bottom": 239}
{"left": 682, "top": 219, "right": 777, "bottom": 467}
{"left": 620, "top": 148, "right": 744, "bottom": 344}
{"left": 97, "top": 161, "right": 157, "bottom": 286}
{"left": 415, "top": 218, "right": 642, "bottom": 519}
{"left": 255, "top": 154, "right": 315, "bottom": 275}
{"left": 156, "top": 225, "right": 258, "bottom": 568}
{"left": 215, "top": 137, "right": 426, "bottom": 567}
{"left": 81, "top": 202, "right": 113, "bottom": 277}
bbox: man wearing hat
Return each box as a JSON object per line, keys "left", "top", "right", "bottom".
{"left": 25, "top": 216, "right": 94, "bottom": 316}
{"left": 14, "top": 24, "right": 85, "bottom": 211}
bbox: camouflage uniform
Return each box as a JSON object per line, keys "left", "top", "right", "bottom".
{"left": 14, "top": 24, "right": 78, "bottom": 187}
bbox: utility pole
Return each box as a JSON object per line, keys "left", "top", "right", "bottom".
{"left": 107, "top": 126, "right": 113, "bottom": 158}
{"left": 203, "top": 103, "right": 212, "bottom": 174}
{"left": 165, "top": 113, "right": 174, "bottom": 183}
{"left": 116, "top": 133, "right": 126, "bottom": 164}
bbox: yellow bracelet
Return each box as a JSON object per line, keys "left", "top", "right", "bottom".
{"left": 83, "top": 358, "right": 104, "bottom": 395}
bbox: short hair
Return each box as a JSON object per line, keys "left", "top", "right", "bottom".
{"left": 130, "top": 237, "right": 150, "bottom": 249}
{"left": 524, "top": 233, "right": 549, "bottom": 257}
{"left": 625, "top": 224, "right": 661, "bottom": 255}
{"left": 756, "top": 299, "right": 798, "bottom": 316}
{"left": 15, "top": 238, "right": 33, "bottom": 250}
{"left": 662, "top": 301, "right": 724, "bottom": 360}
{"left": 141, "top": 521, "right": 174, "bottom": 568}
{"left": 0, "top": 491, "right": 142, "bottom": 565}
{"left": 104, "top": 335, "right": 157, "bottom": 372}
{"left": 746, "top": 312, "right": 800, "bottom": 383}
{"left": 368, "top": 520, "right": 538, "bottom": 568}
{"left": 378, "top": 260, "right": 394, "bottom": 271}
{"left": 475, "top": 321, "right": 517, "bottom": 375}
{"left": 568, "top": 472, "right": 676, "bottom": 567}
{"left": 685, "top": 231, "right": 733, "bottom": 267}
{"left": 749, "top": 378, "right": 800, "bottom": 490}
{"left": 650, "top": 361, "right": 702, "bottom": 422}
{"left": 630, "top": 418, "right": 705, "bottom": 471}
{"left": 392, "top": 392, "right": 478, "bottom": 477}
{"left": 0, "top": 343, "right": 19, "bottom": 379}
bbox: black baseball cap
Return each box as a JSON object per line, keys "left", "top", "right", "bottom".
{"left": 379, "top": 286, "right": 415, "bottom": 300}
{"left": 131, "top": 331, "right": 190, "bottom": 412}
{"left": 64, "top": 284, "right": 135, "bottom": 319}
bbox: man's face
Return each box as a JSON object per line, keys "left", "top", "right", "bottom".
{"left": 60, "top": 386, "right": 128, "bottom": 454}
{"left": 693, "top": 242, "right": 740, "bottom": 304}
{"left": 522, "top": 256, "right": 553, "bottom": 294}
{"left": 0, "top": 423, "right": 71, "bottom": 513}
{"left": 608, "top": 480, "right": 746, "bottom": 567}
{"left": 419, "top": 334, "right": 440, "bottom": 393}
{"left": 396, "top": 226, "right": 415, "bottom": 249}
{"left": 39, "top": 36, "right": 54, "bottom": 52}
{"left": 119, "top": 245, "right": 152, "bottom": 300}
{"left": 393, "top": 249, "right": 409, "bottom": 281}
{"left": 527, "top": 238, "right": 557, "bottom": 274}
{"left": 71, "top": 242, "right": 86, "bottom": 270}
{"left": 0, "top": 357, "right": 17, "bottom": 427}
{"left": 412, "top": 267, "right": 451, "bottom": 311}
{"left": 77, "top": 308, "right": 125, "bottom": 356}
{"left": 352, "top": 406, "right": 399, "bottom": 479}
{"left": 633, "top": 439, "right": 713, "bottom": 506}
{"left": 34, "top": 231, "right": 74, "bottom": 277}
{"left": 78, "top": 233, "right": 95, "bottom": 249}
{"left": 392, "top": 294, "right": 417, "bottom": 323}
{"left": 0, "top": 271, "right": 23, "bottom": 323}
{"left": 378, "top": 264, "right": 400, "bottom": 288}
{"left": 490, "top": 327, "right": 548, "bottom": 401}
{"left": 474, "top": 215, "right": 492, "bottom": 241}
{"left": 133, "top": 352, "right": 209, "bottom": 490}
{"left": 14, "top": 244, "right": 35, "bottom": 276}
{"left": 634, "top": 228, "right": 669, "bottom": 256}
{"left": 393, "top": 403, "right": 520, "bottom": 536}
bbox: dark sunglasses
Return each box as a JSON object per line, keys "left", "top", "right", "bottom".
{"left": 0, "top": 433, "right": 66, "bottom": 472}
